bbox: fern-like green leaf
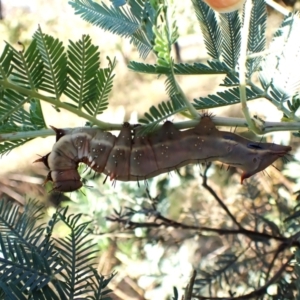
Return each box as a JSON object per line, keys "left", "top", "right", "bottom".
{"left": 65, "top": 35, "right": 101, "bottom": 109}
{"left": 130, "top": 28, "right": 153, "bottom": 59}
{"left": 0, "top": 200, "right": 45, "bottom": 250}
{"left": 0, "top": 238, "right": 55, "bottom": 290}
{"left": 0, "top": 89, "right": 42, "bottom": 128}
{"left": 33, "top": 26, "right": 68, "bottom": 98}
{"left": 128, "top": 61, "right": 157, "bottom": 73}
{"left": 0, "top": 200, "right": 114, "bottom": 299}
{"left": 0, "top": 200, "right": 63, "bottom": 297}
{"left": 128, "top": 0, "right": 155, "bottom": 58}
{"left": 54, "top": 208, "right": 99, "bottom": 298}
{"left": 193, "top": 86, "right": 262, "bottom": 109}
{"left": 164, "top": 72, "right": 177, "bottom": 98}
{"left": 0, "top": 40, "right": 46, "bottom": 148}
{"left": 268, "top": 82, "right": 290, "bottom": 104}
{"left": 219, "top": 11, "right": 241, "bottom": 70}
{"left": 0, "top": 44, "right": 13, "bottom": 80}
{"left": 83, "top": 57, "right": 116, "bottom": 116}
{"left": 192, "top": 0, "right": 222, "bottom": 60}
{"left": 90, "top": 269, "right": 115, "bottom": 300}
{"left": 259, "top": 13, "right": 300, "bottom": 99}
{"left": 128, "top": 61, "right": 229, "bottom": 75}
{"left": 0, "top": 138, "right": 31, "bottom": 156}
{"left": 9, "top": 40, "right": 44, "bottom": 89}
{"left": 69, "top": 0, "right": 140, "bottom": 37}
{"left": 138, "top": 95, "right": 186, "bottom": 133}
{"left": 173, "top": 61, "right": 228, "bottom": 75}
{"left": 110, "top": 0, "right": 126, "bottom": 6}
{"left": 247, "top": 0, "right": 267, "bottom": 76}
{"left": 222, "top": 71, "right": 239, "bottom": 86}
{"left": 29, "top": 99, "right": 46, "bottom": 128}
{"left": 127, "top": 0, "right": 147, "bottom": 19}
{"left": 8, "top": 40, "right": 46, "bottom": 127}
{"left": 69, "top": 0, "right": 153, "bottom": 58}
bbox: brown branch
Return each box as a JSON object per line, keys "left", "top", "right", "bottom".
{"left": 191, "top": 254, "right": 294, "bottom": 300}
{"left": 202, "top": 164, "right": 243, "bottom": 229}
{"left": 106, "top": 213, "right": 293, "bottom": 243}
{"left": 265, "top": 243, "right": 286, "bottom": 281}
{"left": 184, "top": 270, "right": 197, "bottom": 300}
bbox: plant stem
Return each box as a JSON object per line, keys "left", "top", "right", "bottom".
{"left": 239, "top": 0, "right": 261, "bottom": 134}
{"left": 264, "top": 0, "right": 290, "bottom": 15}
{"left": 0, "top": 78, "right": 112, "bottom": 129}
{"left": 177, "top": 81, "right": 199, "bottom": 119}
{"left": 1, "top": 116, "right": 300, "bottom": 142}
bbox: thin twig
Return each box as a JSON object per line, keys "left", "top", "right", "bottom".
{"left": 265, "top": 243, "right": 286, "bottom": 281}
{"left": 191, "top": 254, "right": 294, "bottom": 300}
{"left": 264, "top": 0, "right": 290, "bottom": 15}
{"left": 239, "top": 0, "right": 260, "bottom": 133}
{"left": 184, "top": 270, "right": 197, "bottom": 300}
{"left": 201, "top": 164, "right": 242, "bottom": 229}
{"left": 106, "top": 213, "right": 293, "bottom": 243}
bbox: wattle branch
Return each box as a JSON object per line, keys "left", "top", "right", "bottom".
{"left": 1, "top": 113, "right": 300, "bottom": 143}
{"left": 191, "top": 254, "right": 294, "bottom": 300}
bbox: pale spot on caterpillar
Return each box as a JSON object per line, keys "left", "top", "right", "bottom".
{"left": 36, "top": 115, "right": 292, "bottom": 192}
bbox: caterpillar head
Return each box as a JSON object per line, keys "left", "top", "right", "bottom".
{"left": 46, "top": 170, "right": 82, "bottom": 192}
{"left": 34, "top": 126, "right": 83, "bottom": 192}
{"left": 220, "top": 133, "right": 291, "bottom": 183}
{"left": 239, "top": 142, "right": 291, "bottom": 183}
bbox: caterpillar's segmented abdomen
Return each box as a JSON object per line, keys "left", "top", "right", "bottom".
{"left": 37, "top": 115, "right": 292, "bottom": 192}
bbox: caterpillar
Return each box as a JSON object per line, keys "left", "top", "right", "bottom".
{"left": 35, "top": 115, "right": 292, "bottom": 192}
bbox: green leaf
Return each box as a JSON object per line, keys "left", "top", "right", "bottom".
{"left": 130, "top": 28, "right": 153, "bottom": 59}
{"left": 0, "top": 200, "right": 114, "bottom": 299}
{"left": 172, "top": 287, "right": 179, "bottom": 300}
{"left": 65, "top": 35, "right": 101, "bottom": 110}
{"left": 128, "top": 60, "right": 229, "bottom": 75}
{"left": 33, "top": 26, "right": 68, "bottom": 98}
{"left": 0, "top": 41, "right": 46, "bottom": 138}
{"left": 0, "top": 44, "right": 14, "bottom": 80}
{"left": 193, "top": 86, "right": 262, "bottom": 110}
{"left": 192, "top": 0, "right": 222, "bottom": 60}
{"left": 128, "top": 61, "right": 157, "bottom": 73}
{"left": 222, "top": 71, "right": 239, "bottom": 86}
{"left": 91, "top": 270, "right": 115, "bottom": 300}
{"left": 259, "top": 13, "right": 300, "bottom": 98}
{"left": 53, "top": 207, "right": 100, "bottom": 298}
{"left": 29, "top": 99, "right": 46, "bottom": 128}
{"left": 138, "top": 95, "right": 186, "bottom": 133}
{"left": 219, "top": 11, "right": 241, "bottom": 70}
{"left": 69, "top": 0, "right": 140, "bottom": 38}
{"left": 0, "top": 200, "right": 62, "bottom": 297}
{"left": 128, "top": 1, "right": 155, "bottom": 58}
{"left": 0, "top": 88, "right": 45, "bottom": 132}
{"left": 287, "top": 92, "right": 300, "bottom": 113}
{"left": 69, "top": 0, "right": 154, "bottom": 58}
{"left": 247, "top": 0, "right": 267, "bottom": 76}
{"left": 110, "top": 0, "right": 126, "bottom": 6}
{"left": 268, "top": 82, "right": 290, "bottom": 104}
{"left": 84, "top": 57, "right": 116, "bottom": 116}
{"left": 9, "top": 40, "right": 44, "bottom": 89}
{"left": 173, "top": 61, "right": 228, "bottom": 75}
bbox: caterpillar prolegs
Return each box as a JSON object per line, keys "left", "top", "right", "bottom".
{"left": 36, "top": 115, "right": 292, "bottom": 192}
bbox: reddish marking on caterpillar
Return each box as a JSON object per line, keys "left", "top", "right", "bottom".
{"left": 36, "top": 115, "right": 292, "bottom": 192}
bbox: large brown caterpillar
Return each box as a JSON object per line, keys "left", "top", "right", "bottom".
{"left": 36, "top": 115, "right": 292, "bottom": 192}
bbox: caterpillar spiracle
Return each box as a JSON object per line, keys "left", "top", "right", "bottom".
{"left": 36, "top": 115, "right": 292, "bottom": 192}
